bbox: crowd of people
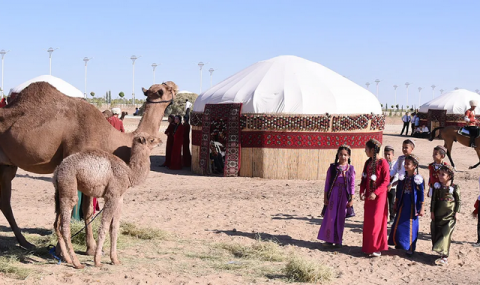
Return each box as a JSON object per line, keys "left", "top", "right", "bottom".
{"left": 317, "top": 137, "right": 468, "bottom": 266}
{"left": 161, "top": 114, "right": 191, "bottom": 170}
{"left": 400, "top": 111, "right": 429, "bottom": 137}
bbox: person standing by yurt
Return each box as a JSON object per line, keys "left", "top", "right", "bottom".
{"left": 161, "top": 115, "right": 175, "bottom": 167}
{"left": 183, "top": 115, "right": 192, "bottom": 167}
{"left": 360, "top": 138, "right": 390, "bottom": 257}
{"left": 169, "top": 115, "right": 184, "bottom": 170}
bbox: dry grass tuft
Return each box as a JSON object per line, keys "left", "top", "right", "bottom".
{"left": 120, "top": 222, "right": 170, "bottom": 240}
{"left": 0, "top": 256, "right": 31, "bottom": 280}
{"left": 284, "top": 255, "right": 333, "bottom": 283}
{"left": 218, "top": 236, "right": 285, "bottom": 262}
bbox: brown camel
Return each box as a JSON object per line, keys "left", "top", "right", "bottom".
{"left": 430, "top": 126, "right": 480, "bottom": 169}
{"left": 0, "top": 81, "right": 176, "bottom": 252}
{"left": 54, "top": 133, "right": 161, "bottom": 269}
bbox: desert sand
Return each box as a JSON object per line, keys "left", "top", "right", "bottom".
{"left": 1, "top": 117, "right": 480, "bottom": 284}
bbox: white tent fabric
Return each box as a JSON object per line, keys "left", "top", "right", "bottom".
{"left": 193, "top": 55, "right": 382, "bottom": 115}
{"left": 9, "top": 75, "right": 84, "bottom": 98}
{"left": 419, "top": 89, "right": 480, "bottom": 114}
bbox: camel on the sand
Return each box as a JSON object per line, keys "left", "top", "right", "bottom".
{"left": 0, "top": 81, "right": 176, "bottom": 253}
{"left": 430, "top": 126, "right": 480, "bottom": 169}
{"left": 54, "top": 133, "right": 161, "bottom": 269}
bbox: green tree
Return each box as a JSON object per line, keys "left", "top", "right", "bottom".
{"left": 162, "top": 92, "right": 199, "bottom": 117}
{"left": 90, "top": 92, "right": 95, "bottom": 97}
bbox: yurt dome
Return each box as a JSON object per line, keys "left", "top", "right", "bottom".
{"left": 9, "top": 75, "right": 84, "bottom": 98}
{"left": 419, "top": 89, "right": 480, "bottom": 114}
{"left": 193, "top": 55, "right": 382, "bottom": 115}
{"left": 189, "top": 55, "right": 385, "bottom": 180}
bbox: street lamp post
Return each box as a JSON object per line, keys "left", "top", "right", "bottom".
{"left": 208, "top": 68, "right": 214, "bottom": 88}
{"left": 83, "top": 57, "right": 92, "bottom": 99}
{"left": 440, "top": 89, "right": 444, "bottom": 95}
{"left": 47, "top": 47, "right": 58, "bottom": 75}
{"left": 0, "top": 49, "right": 10, "bottom": 98}
{"left": 152, "top": 63, "right": 158, "bottom": 85}
{"left": 374, "top": 79, "right": 380, "bottom": 98}
{"left": 393, "top": 85, "right": 398, "bottom": 105}
{"left": 431, "top": 85, "right": 436, "bottom": 99}
{"left": 405, "top": 82, "right": 410, "bottom": 106}
{"left": 198, "top": 62, "right": 205, "bottom": 93}
{"left": 365, "top": 82, "right": 370, "bottom": 90}
{"left": 418, "top": 87, "right": 422, "bottom": 109}
{"left": 131, "top": 55, "right": 141, "bottom": 106}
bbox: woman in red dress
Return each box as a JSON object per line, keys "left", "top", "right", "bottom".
{"left": 161, "top": 115, "right": 175, "bottom": 167}
{"left": 169, "top": 115, "right": 184, "bottom": 170}
{"left": 360, "top": 138, "right": 390, "bottom": 257}
{"left": 183, "top": 116, "right": 192, "bottom": 167}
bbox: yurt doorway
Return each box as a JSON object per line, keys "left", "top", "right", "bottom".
{"left": 199, "top": 103, "right": 242, "bottom": 177}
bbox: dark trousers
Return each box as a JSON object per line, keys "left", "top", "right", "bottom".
{"left": 410, "top": 123, "right": 416, "bottom": 136}
{"left": 387, "top": 187, "right": 396, "bottom": 221}
{"left": 467, "top": 126, "right": 479, "bottom": 147}
{"left": 400, "top": 122, "right": 409, "bottom": 135}
{"left": 185, "top": 108, "right": 191, "bottom": 124}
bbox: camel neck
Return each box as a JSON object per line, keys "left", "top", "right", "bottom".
{"left": 135, "top": 102, "right": 168, "bottom": 135}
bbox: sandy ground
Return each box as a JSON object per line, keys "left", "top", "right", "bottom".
{"left": 2, "top": 116, "right": 480, "bottom": 284}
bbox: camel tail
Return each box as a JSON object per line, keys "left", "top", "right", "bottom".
{"left": 429, "top": 127, "right": 444, "bottom": 141}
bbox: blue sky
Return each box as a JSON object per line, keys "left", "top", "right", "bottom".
{"left": 1, "top": 0, "right": 479, "bottom": 108}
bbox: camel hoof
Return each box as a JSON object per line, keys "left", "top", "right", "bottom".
{"left": 85, "top": 248, "right": 96, "bottom": 256}
{"left": 95, "top": 262, "right": 103, "bottom": 268}
{"left": 111, "top": 259, "right": 121, "bottom": 265}
{"left": 74, "top": 264, "right": 85, "bottom": 269}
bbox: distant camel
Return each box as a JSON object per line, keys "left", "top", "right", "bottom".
{"left": 430, "top": 126, "right": 480, "bottom": 169}
{"left": 0, "top": 81, "right": 176, "bottom": 252}
{"left": 53, "top": 133, "right": 161, "bottom": 269}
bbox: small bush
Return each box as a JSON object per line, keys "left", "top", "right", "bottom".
{"left": 120, "top": 222, "right": 169, "bottom": 240}
{"left": 284, "top": 255, "right": 333, "bottom": 283}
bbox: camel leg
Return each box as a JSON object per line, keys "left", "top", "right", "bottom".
{"left": 0, "top": 165, "right": 35, "bottom": 249}
{"left": 60, "top": 196, "right": 85, "bottom": 269}
{"left": 53, "top": 212, "right": 73, "bottom": 264}
{"left": 82, "top": 194, "right": 97, "bottom": 256}
{"left": 94, "top": 197, "right": 116, "bottom": 268}
{"left": 109, "top": 196, "right": 123, "bottom": 265}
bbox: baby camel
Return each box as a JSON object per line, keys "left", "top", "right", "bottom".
{"left": 53, "top": 132, "right": 161, "bottom": 269}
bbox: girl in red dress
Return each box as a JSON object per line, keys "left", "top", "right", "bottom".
{"left": 161, "top": 115, "right": 175, "bottom": 167}
{"left": 360, "top": 138, "right": 390, "bottom": 257}
{"left": 169, "top": 115, "right": 184, "bottom": 170}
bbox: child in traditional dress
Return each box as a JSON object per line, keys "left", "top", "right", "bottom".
{"left": 360, "top": 138, "right": 390, "bottom": 257}
{"left": 318, "top": 145, "right": 355, "bottom": 247}
{"left": 431, "top": 164, "right": 460, "bottom": 266}
{"left": 390, "top": 139, "right": 415, "bottom": 181}
{"left": 427, "top": 145, "right": 449, "bottom": 197}
{"left": 472, "top": 178, "right": 480, "bottom": 247}
{"left": 384, "top": 146, "right": 398, "bottom": 225}
{"left": 388, "top": 154, "right": 425, "bottom": 255}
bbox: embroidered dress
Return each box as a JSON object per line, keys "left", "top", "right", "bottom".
{"left": 428, "top": 162, "right": 448, "bottom": 195}
{"left": 388, "top": 175, "right": 424, "bottom": 251}
{"left": 360, "top": 158, "right": 390, "bottom": 254}
{"left": 318, "top": 164, "right": 355, "bottom": 245}
{"left": 431, "top": 184, "right": 461, "bottom": 257}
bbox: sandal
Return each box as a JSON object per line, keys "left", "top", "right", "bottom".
{"left": 435, "top": 257, "right": 448, "bottom": 266}
{"left": 369, "top": 252, "right": 381, "bottom": 257}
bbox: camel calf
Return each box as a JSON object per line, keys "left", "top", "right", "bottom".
{"left": 53, "top": 132, "right": 161, "bottom": 269}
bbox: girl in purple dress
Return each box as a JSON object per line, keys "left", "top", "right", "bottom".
{"left": 318, "top": 145, "right": 356, "bottom": 247}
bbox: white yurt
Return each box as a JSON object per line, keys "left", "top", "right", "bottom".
{"left": 9, "top": 75, "right": 84, "bottom": 98}
{"left": 418, "top": 89, "right": 480, "bottom": 129}
{"left": 190, "top": 55, "right": 385, "bottom": 179}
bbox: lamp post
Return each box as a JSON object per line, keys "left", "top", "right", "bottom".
{"left": 440, "top": 89, "right": 444, "bottom": 95}
{"left": 208, "top": 68, "right": 214, "bottom": 88}
{"left": 393, "top": 85, "right": 398, "bottom": 105}
{"left": 374, "top": 79, "right": 380, "bottom": 98}
{"left": 0, "top": 49, "right": 9, "bottom": 98}
{"left": 198, "top": 62, "right": 205, "bottom": 93}
{"left": 418, "top": 87, "right": 422, "bottom": 109}
{"left": 47, "top": 47, "right": 58, "bottom": 75}
{"left": 431, "top": 85, "right": 436, "bottom": 99}
{"left": 405, "top": 82, "right": 410, "bottom": 106}
{"left": 152, "top": 63, "right": 158, "bottom": 85}
{"left": 83, "top": 57, "right": 92, "bottom": 99}
{"left": 131, "top": 55, "right": 141, "bottom": 106}
{"left": 365, "top": 82, "right": 370, "bottom": 90}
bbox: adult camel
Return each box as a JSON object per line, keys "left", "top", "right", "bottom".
{"left": 430, "top": 126, "right": 480, "bottom": 170}
{"left": 0, "top": 80, "right": 176, "bottom": 253}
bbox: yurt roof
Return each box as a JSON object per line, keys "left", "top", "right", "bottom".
{"left": 177, "top": 90, "right": 195, "bottom": 94}
{"left": 419, "top": 89, "right": 480, "bottom": 114}
{"left": 9, "top": 75, "right": 84, "bottom": 98}
{"left": 193, "top": 55, "right": 382, "bottom": 115}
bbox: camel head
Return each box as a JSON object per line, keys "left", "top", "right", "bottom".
{"left": 141, "top": 81, "right": 178, "bottom": 104}
{"left": 133, "top": 132, "right": 162, "bottom": 150}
